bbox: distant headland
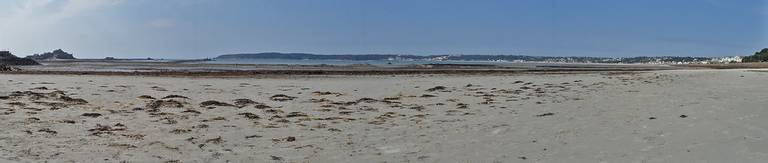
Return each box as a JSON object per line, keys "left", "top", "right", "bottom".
{"left": 0, "top": 51, "right": 39, "bottom": 66}
{"left": 0, "top": 49, "right": 80, "bottom": 66}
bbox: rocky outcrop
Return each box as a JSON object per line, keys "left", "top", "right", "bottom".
{"left": 0, "top": 51, "right": 18, "bottom": 59}
{"left": 26, "top": 49, "right": 77, "bottom": 60}
{"left": 0, "top": 65, "right": 21, "bottom": 71}
{"left": 0, "top": 51, "right": 40, "bottom": 66}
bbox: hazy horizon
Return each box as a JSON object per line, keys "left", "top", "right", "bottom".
{"left": 1, "top": 0, "right": 766, "bottom": 58}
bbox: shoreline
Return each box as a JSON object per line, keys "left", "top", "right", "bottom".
{"left": 1, "top": 59, "right": 689, "bottom": 77}
{"left": 1, "top": 68, "right": 673, "bottom": 77}
{"left": 3, "top": 60, "right": 766, "bottom": 78}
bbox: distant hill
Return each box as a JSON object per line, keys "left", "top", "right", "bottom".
{"left": 217, "top": 53, "right": 420, "bottom": 60}
{"left": 26, "top": 49, "right": 77, "bottom": 60}
{"left": 0, "top": 51, "right": 40, "bottom": 65}
{"left": 215, "top": 52, "right": 712, "bottom": 64}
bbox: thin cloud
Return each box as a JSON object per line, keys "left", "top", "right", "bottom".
{"left": 6, "top": 0, "right": 122, "bottom": 21}
{"left": 148, "top": 19, "right": 176, "bottom": 28}
{"left": 0, "top": 0, "right": 123, "bottom": 55}
{"left": 1, "top": 0, "right": 123, "bottom": 32}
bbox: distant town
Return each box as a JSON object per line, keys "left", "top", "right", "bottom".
{"left": 217, "top": 52, "right": 750, "bottom": 64}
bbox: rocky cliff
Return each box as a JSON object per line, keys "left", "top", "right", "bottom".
{"left": 0, "top": 51, "right": 17, "bottom": 59}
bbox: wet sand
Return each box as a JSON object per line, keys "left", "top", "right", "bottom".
{"left": 1, "top": 69, "right": 767, "bottom": 162}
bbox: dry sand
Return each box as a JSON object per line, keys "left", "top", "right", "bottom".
{"left": 1, "top": 69, "right": 767, "bottom": 162}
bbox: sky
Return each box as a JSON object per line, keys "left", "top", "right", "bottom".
{"left": 0, "top": 0, "right": 766, "bottom": 58}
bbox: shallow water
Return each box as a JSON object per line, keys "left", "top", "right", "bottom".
{"left": 203, "top": 58, "right": 515, "bottom": 66}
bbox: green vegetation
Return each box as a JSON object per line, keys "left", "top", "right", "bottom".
{"left": 743, "top": 48, "right": 768, "bottom": 62}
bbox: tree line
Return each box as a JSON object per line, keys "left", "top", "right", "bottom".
{"left": 743, "top": 48, "right": 768, "bottom": 62}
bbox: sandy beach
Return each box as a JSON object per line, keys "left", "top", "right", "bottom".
{"left": 1, "top": 69, "right": 767, "bottom": 162}
{"left": 2, "top": 0, "right": 764, "bottom": 162}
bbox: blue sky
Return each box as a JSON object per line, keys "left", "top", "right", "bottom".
{"left": 0, "top": 0, "right": 765, "bottom": 58}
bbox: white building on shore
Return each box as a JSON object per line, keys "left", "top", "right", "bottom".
{"left": 710, "top": 56, "right": 743, "bottom": 63}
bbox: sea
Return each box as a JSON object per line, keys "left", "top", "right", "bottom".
{"left": 200, "top": 58, "right": 556, "bottom": 67}
{"left": 192, "top": 58, "right": 643, "bottom": 69}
